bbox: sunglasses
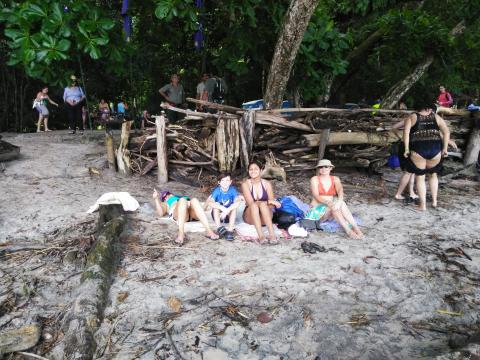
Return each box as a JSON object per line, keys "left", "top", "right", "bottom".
{"left": 318, "top": 165, "right": 332, "bottom": 169}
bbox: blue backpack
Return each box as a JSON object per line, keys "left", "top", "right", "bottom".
{"left": 277, "top": 197, "right": 304, "bottom": 220}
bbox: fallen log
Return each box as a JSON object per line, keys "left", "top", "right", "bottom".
{"left": 186, "top": 97, "right": 243, "bottom": 114}
{"left": 155, "top": 116, "right": 168, "bottom": 184}
{"left": 161, "top": 102, "right": 238, "bottom": 119}
{"left": 302, "top": 131, "right": 400, "bottom": 147}
{"left": 52, "top": 205, "right": 126, "bottom": 360}
{"left": 464, "top": 128, "right": 480, "bottom": 166}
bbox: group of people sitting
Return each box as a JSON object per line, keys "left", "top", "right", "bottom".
{"left": 152, "top": 159, "right": 364, "bottom": 245}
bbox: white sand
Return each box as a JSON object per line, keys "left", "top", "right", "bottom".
{"left": 0, "top": 131, "right": 479, "bottom": 359}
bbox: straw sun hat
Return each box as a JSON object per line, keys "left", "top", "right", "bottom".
{"left": 315, "top": 159, "right": 335, "bottom": 168}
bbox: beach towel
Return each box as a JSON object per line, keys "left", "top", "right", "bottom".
{"left": 235, "top": 222, "right": 284, "bottom": 241}
{"left": 87, "top": 192, "right": 139, "bottom": 213}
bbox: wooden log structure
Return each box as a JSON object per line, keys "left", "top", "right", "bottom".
{"left": 155, "top": 115, "right": 168, "bottom": 184}
{"left": 116, "top": 121, "right": 133, "bottom": 176}
{"left": 124, "top": 100, "right": 477, "bottom": 177}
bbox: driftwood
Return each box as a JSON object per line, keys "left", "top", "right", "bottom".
{"left": 239, "top": 111, "right": 255, "bottom": 171}
{"left": 186, "top": 97, "right": 243, "bottom": 114}
{"left": 216, "top": 116, "right": 240, "bottom": 172}
{"left": 302, "top": 131, "right": 400, "bottom": 147}
{"left": 464, "top": 128, "right": 480, "bottom": 166}
{"left": 116, "top": 121, "right": 132, "bottom": 176}
{"left": 155, "top": 116, "right": 168, "bottom": 184}
{"left": 105, "top": 132, "right": 116, "bottom": 171}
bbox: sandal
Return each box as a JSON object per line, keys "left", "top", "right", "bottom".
{"left": 224, "top": 231, "right": 234, "bottom": 241}
{"left": 217, "top": 226, "right": 227, "bottom": 238}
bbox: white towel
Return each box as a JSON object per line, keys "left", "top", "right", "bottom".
{"left": 87, "top": 192, "right": 140, "bottom": 213}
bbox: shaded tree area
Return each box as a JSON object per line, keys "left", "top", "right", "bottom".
{"left": 0, "top": 0, "right": 479, "bottom": 131}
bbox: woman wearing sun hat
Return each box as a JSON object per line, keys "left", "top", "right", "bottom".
{"left": 63, "top": 75, "right": 86, "bottom": 134}
{"left": 307, "top": 159, "right": 364, "bottom": 239}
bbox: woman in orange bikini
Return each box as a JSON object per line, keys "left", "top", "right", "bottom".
{"left": 307, "top": 159, "right": 364, "bottom": 239}
{"left": 241, "top": 161, "right": 281, "bottom": 244}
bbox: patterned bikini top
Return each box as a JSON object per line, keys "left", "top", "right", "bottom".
{"left": 410, "top": 112, "right": 441, "bottom": 143}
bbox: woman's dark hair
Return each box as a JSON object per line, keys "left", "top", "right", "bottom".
{"left": 415, "top": 103, "right": 434, "bottom": 112}
{"left": 248, "top": 161, "right": 262, "bottom": 170}
{"left": 218, "top": 172, "right": 231, "bottom": 181}
{"left": 41, "top": 85, "right": 48, "bottom": 90}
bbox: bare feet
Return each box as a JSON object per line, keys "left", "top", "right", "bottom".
{"left": 353, "top": 227, "right": 365, "bottom": 239}
{"left": 267, "top": 235, "right": 279, "bottom": 245}
{"left": 347, "top": 230, "right": 361, "bottom": 239}
{"left": 255, "top": 237, "right": 267, "bottom": 245}
{"left": 394, "top": 194, "right": 405, "bottom": 200}
{"left": 36, "top": 130, "right": 42, "bottom": 133}
{"left": 45, "top": 129, "right": 52, "bottom": 132}
{"left": 206, "top": 231, "right": 220, "bottom": 240}
{"left": 174, "top": 234, "right": 184, "bottom": 245}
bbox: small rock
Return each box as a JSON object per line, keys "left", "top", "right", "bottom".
{"left": 256, "top": 312, "right": 273, "bottom": 324}
{"left": 352, "top": 266, "right": 366, "bottom": 275}
{"left": 0, "top": 324, "right": 41, "bottom": 354}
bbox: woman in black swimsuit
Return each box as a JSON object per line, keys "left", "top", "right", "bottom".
{"left": 403, "top": 104, "right": 450, "bottom": 210}
{"left": 241, "top": 162, "right": 281, "bottom": 244}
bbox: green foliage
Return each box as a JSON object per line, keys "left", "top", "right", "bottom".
{"left": 0, "top": 0, "right": 121, "bottom": 84}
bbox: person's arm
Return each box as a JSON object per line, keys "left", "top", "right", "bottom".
{"left": 391, "top": 119, "right": 405, "bottom": 130}
{"left": 447, "top": 93, "right": 453, "bottom": 107}
{"left": 333, "top": 176, "right": 344, "bottom": 203}
{"left": 46, "top": 95, "right": 58, "bottom": 107}
{"left": 241, "top": 180, "right": 255, "bottom": 207}
{"left": 159, "top": 85, "right": 171, "bottom": 103}
{"left": 63, "top": 88, "right": 68, "bottom": 103}
{"left": 265, "top": 180, "right": 281, "bottom": 208}
{"left": 403, "top": 114, "right": 413, "bottom": 157}
{"left": 152, "top": 190, "right": 167, "bottom": 217}
{"left": 206, "top": 194, "right": 227, "bottom": 212}
{"left": 435, "top": 114, "right": 450, "bottom": 156}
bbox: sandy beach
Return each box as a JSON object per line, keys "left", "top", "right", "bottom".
{"left": 1, "top": 131, "right": 479, "bottom": 359}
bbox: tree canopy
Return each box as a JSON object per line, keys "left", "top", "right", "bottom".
{"left": 0, "top": 0, "right": 479, "bottom": 131}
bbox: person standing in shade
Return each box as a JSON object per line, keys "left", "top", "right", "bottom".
{"left": 159, "top": 74, "right": 184, "bottom": 123}
{"left": 98, "top": 99, "right": 110, "bottom": 122}
{"left": 33, "top": 86, "right": 58, "bottom": 132}
{"left": 437, "top": 86, "right": 453, "bottom": 108}
{"left": 140, "top": 110, "right": 152, "bottom": 130}
{"left": 117, "top": 99, "right": 128, "bottom": 118}
{"left": 196, "top": 73, "right": 209, "bottom": 111}
{"left": 63, "top": 75, "right": 86, "bottom": 134}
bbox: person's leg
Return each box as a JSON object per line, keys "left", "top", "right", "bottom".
{"left": 410, "top": 152, "right": 427, "bottom": 210}
{"left": 44, "top": 116, "right": 51, "bottom": 131}
{"left": 227, "top": 208, "right": 237, "bottom": 232}
{"left": 339, "top": 201, "right": 364, "bottom": 238}
{"left": 331, "top": 208, "right": 360, "bottom": 239}
{"left": 67, "top": 104, "right": 76, "bottom": 133}
{"left": 189, "top": 198, "right": 218, "bottom": 239}
{"left": 258, "top": 202, "right": 277, "bottom": 243}
{"left": 395, "top": 172, "right": 412, "bottom": 199}
{"left": 172, "top": 198, "right": 189, "bottom": 244}
{"left": 76, "top": 105, "right": 84, "bottom": 132}
{"left": 425, "top": 153, "right": 441, "bottom": 208}
{"left": 36, "top": 112, "right": 43, "bottom": 132}
{"left": 243, "top": 203, "right": 266, "bottom": 243}
{"left": 408, "top": 174, "right": 417, "bottom": 198}
{"left": 212, "top": 208, "right": 221, "bottom": 228}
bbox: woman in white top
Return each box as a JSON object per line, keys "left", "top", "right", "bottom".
{"left": 63, "top": 75, "right": 86, "bottom": 134}
{"left": 34, "top": 86, "right": 58, "bottom": 132}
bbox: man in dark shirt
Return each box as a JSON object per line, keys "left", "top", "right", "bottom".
{"left": 159, "top": 74, "right": 185, "bottom": 123}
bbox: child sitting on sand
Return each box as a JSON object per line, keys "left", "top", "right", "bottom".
{"left": 206, "top": 173, "right": 243, "bottom": 241}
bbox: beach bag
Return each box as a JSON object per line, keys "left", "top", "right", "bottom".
{"left": 278, "top": 197, "right": 304, "bottom": 220}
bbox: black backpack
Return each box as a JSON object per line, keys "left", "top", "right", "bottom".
{"left": 212, "top": 78, "right": 225, "bottom": 101}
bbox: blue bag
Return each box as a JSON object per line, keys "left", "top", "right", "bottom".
{"left": 277, "top": 197, "right": 304, "bottom": 220}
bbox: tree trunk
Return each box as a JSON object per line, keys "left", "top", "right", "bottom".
{"left": 264, "top": 0, "right": 319, "bottom": 110}
{"left": 155, "top": 115, "right": 168, "bottom": 184}
{"left": 216, "top": 116, "right": 240, "bottom": 172}
{"left": 381, "top": 55, "right": 435, "bottom": 110}
{"left": 302, "top": 131, "right": 400, "bottom": 146}
{"left": 239, "top": 110, "right": 255, "bottom": 171}
{"left": 116, "top": 121, "right": 132, "bottom": 176}
{"left": 381, "top": 21, "right": 466, "bottom": 110}
{"left": 464, "top": 128, "right": 480, "bottom": 166}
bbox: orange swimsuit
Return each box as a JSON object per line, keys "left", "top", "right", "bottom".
{"left": 318, "top": 176, "right": 337, "bottom": 196}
